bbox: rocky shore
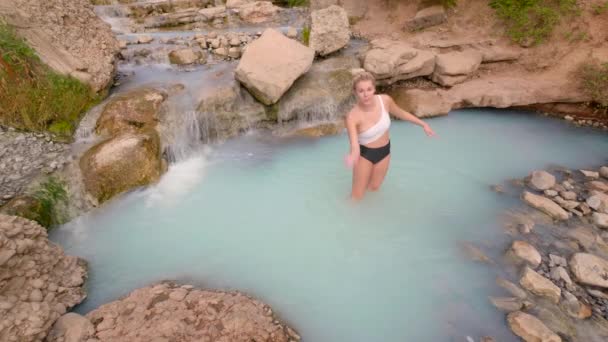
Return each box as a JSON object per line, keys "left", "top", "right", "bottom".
{"left": 476, "top": 165, "right": 608, "bottom": 341}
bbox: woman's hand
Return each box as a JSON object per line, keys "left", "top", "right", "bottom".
{"left": 422, "top": 123, "right": 436, "bottom": 137}
{"left": 344, "top": 151, "right": 359, "bottom": 168}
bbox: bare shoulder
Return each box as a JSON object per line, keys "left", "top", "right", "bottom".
{"left": 345, "top": 106, "right": 361, "bottom": 123}
{"left": 378, "top": 93, "right": 395, "bottom": 105}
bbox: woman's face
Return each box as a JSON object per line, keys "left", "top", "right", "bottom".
{"left": 354, "top": 80, "right": 375, "bottom": 106}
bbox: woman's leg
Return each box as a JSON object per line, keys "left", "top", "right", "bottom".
{"left": 351, "top": 157, "right": 373, "bottom": 200}
{"left": 368, "top": 155, "right": 391, "bottom": 191}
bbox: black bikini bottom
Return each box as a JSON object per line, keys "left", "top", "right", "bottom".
{"left": 360, "top": 140, "right": 390, "bottom": 164}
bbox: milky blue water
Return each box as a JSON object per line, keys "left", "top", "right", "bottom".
{"left": 51, "top": 109, "right": 608, "bottom": 341}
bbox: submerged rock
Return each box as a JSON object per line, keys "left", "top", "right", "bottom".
{"left": 0, "top": 214, "right": 87, "bottom": 342}
{"left": 569, "top": 253, "right": 608, "bottom": 288}
{"left": 71, "top": 282, "right": 299, "bottom": 342}
{"left": 168, "top": 48, "right": 207, "bottom": 65}
{"left": 508, "top": 240, "right": 542, "bottom": 268}
{"left": 522, "top": 191, "right": 569, "bottom": 220}
{"left": 80, "top": 131, "right": 163, "bottom": 203}
{"left": 519, "top": 267, "right": 561, "bottom": 304}
{"left": 507, "top": 311, "right": 561, "bottom": 342}
{"left": 529, "top": 170, "right": 556, "bottom": 191}
{"left": 309, "top": 5, "right": 350, "bottom": 56}
{"left": 235, "top": 28, "right": 314, "bottom": 105}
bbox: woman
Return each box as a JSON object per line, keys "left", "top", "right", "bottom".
{"left": 344, "top": 71, "right": 436, "bottom": 200}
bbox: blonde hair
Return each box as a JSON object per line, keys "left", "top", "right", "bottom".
{"left": 352, "top": 70, "right": 375, "bottom": 90}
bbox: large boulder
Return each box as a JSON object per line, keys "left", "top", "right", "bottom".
{"left": 276, "top": 55, "right": 359, "bottom": 123}
{"left": 237, "top": 1, "right": 279, "bottom": 24}
{"left": 79, "top": 282, "right": 299, "bottom": 341}
{"left": 570, "top": 253, "right": 608, "bottom": 288}
{"left": 0, "top": 214, "right": 87, "bottom": 342}
{"left": 363, "top": 39, "right": 436, "bottom": 86}
{"left": 507, "top": 311, "right": 561, "bottom": 342}
{"left": 195, "top": 81, "right": 267, "bottom": 140}
{"left": 235, "top": 28, "right": 314, "bottom": 105}
{"left": 95, "top": 87, "right": 168, "bottom": 136}
{"left": 0, "top": 0, "right": 120, "bottom": 92}
{"left": 522, "top": 191, "right": 570, "bottom": 220}
{"left": 309, "top": 5, "right": 350, "bottom": 56}
{"left": 431, "top": 50, "right": 483, "bottom": 87}
{"left": 79, "top": 131, "right": 163, "bottom": 203}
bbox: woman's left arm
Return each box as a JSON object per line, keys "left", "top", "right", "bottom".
{"left": 383, "top": 94, "right": 436, "bottom": 137}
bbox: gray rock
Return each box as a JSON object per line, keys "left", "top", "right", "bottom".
{"left": 405, "top": 6, "right": 447, "bottom": 31}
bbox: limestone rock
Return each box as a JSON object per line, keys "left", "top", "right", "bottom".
{"left": 226, "top": 0, "right": 254, "bottom": 8}
{"left": 276, "top": 55, "right": 359, "bottom": 122}
{"left": 84, "top": 282, "right": 297, "bottom": 341}
{"left": 522, "top": 191, "right": 569, "bottom": 220}
{"left": 587, "top": 181, "right": 608, "bottom": 192}
{"left": 405, "top": 6, "right": 446, "bottom": 31}
{"left": 0, "top": 215, "right": 87, "bottom": 342}
{"left": 47, "top": 313, "right": 95, "bottom": 342}
{"left": 235, "top": 28, "right": 314, "bottom": 105}
{"left": 529, "top": 170, "right": 556, "bottom": 191}
{"left": 0, "top": 0, "right": 120, "bottom": 91}
{"left": 169, "top": 48, "right": 206, "bottom": 65}
{"left": 309, "top": 0, "right": 338, "bottom": 10}
{"left": 600, "top": 166, "right": 608, "bottom": 179}
{"left": 363, "top": 39, "right": 435, "bottom": 85}
{"left": 580, "top": 170, "right": 599, "bottom": 179}
{"left": 310, "top": 5, "right": 350, "bottom": 56}
{"left": 507, "top": 311, "right": 561, "bottom": 342}
{"left": 96, "top": 87, "right": 168, "bottom": 136}
{"left": 390, "top": 77, "right": 590, "bottom": 117}
{"left": 519, "top": 267, "right": 561, "bottom": 303}
{"left": 594, "top": 213, "right": 608, "bottom": 228}
{"left": 431, "top": 50, "right": 482, "bottom": 87}
{"left": 569, "top": 253, "right": 608, "bottom": 288}
{"left": 489, "top": 297, "right": 524, "bottom": 312}
{"left": 508, "top": 241, "right": 542, "bottom": 268}
{"left": 238, "top": 1, "right": 279, "bottom": 24}
{"left": 198, "top": 6, "right": 226, "bottom": 21}
{"left": 497, "top": 277, "right": 528, "bottom": 299}
{"left": 80, "top": 131, "right": 163, "bottom": 203}
{"left": 587, "top": 193, "right": 608, "bottom": 213}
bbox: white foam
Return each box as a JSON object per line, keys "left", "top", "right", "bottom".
{"left": 144, "top": 153, "right": 208, "bottom": 207}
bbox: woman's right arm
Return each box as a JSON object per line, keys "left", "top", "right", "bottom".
{"left": 344, "top": 112, "right": 360, "bottom": 167}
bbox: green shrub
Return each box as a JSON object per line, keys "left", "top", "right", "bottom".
{"left": 578, "top": 61, "right": 608, "bottom": 109}
{"left": 32, "top": 177, "right": 69, "bottom": 228}
{"left": 302, "top": 26, "right": 311, "bottom": 46}
{"left": 286, "top": 0, "right": 308, "bottom": 6}
{"left": 489, "top": 0, "right": 578, "bottom": 45}
{"left": 592, "top": 1, "right": 608, "bottom": 15}
{"left": 0, "top": 21, "right": 99, "bottom": 139}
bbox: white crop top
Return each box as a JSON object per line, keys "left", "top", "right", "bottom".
{"left": 357, "top": 95, "right": 391, "bottom": 145}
